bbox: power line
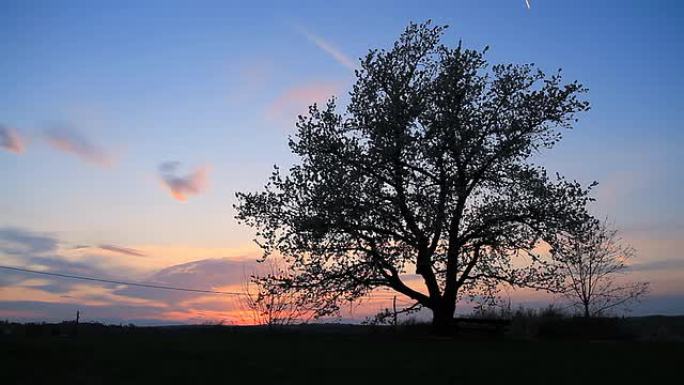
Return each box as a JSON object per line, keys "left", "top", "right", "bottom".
{"left": 0, "top": 265, "right": 246, "bottom": 296}
{"left": 0, "top": 264, "right": 420, "bottom": 302}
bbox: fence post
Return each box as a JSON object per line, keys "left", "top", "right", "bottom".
{"left": 392, "top": 296, "right": 398, "bottom": 328}
{"left": 73, "top": 310, "right": 80, "bottom": 337}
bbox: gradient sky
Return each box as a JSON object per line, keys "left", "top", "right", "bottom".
{"left": 1, "top": 0, "right": 683, "bottom": 324}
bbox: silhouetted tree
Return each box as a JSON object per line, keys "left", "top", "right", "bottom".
{"left": 549, "top": 218, "right": 649, "bottom": 318}
{"left": 239, "top": 259, "right": 318, "bottom": 326}
{"left": 235, "top": 21, "right": 593, "bottom": 333}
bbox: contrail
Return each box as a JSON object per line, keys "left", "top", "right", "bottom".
{"left": 525, "top": 0, "right": 531, "bottom": 9}
{"left": 294, "top": 25, "right": 356, "bottom": 71}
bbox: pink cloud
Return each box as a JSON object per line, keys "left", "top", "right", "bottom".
{"left": 158, "top": 161, "right": 209, "bottom": 202}
{"left": 267, "top": 82, "right": 341, "bottom": 121}
{"left": 0, "top": 125, "right": 25, "bottom": 154}
{"left": 44, "top": 126, "right": 113, "bottom": 166}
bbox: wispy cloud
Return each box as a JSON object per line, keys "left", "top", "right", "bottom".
{"left": 0, "top": 227, "right": 58, "bottom": 256}
{"left": 44, "top": 126, "right": 113, "bottom": 166}
{"left": 628, "top": 258, "right": 684, "bottom": 272}
{"left": 0, "top": 227, "right": 255, "bottom": 324}
{"left": 115, "top": 257, "right": 256, "bottom": 303}
{"left": 99, "top": 244, "right": 147, "bottom": 257}
{"left": 158, "top": 161, "right": 209, "bottom": 202}
{"left": 295, "top": 25, "right": 356, "bottom": 70}
{"left": 267, "top": 81, "right": 341, "bottom": 121}
{"left": 0, "top": 227, "right": 138, "bottom": 294}
{"left": 0, "top": 125, "right": 25, "bottom": 154}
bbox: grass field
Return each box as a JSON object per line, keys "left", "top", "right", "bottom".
{"left": 2, "top": 323, "right": 683, "bottom": 385}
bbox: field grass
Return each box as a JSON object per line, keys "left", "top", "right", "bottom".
{"left": 2, "top": 323, "right": 682, "bottom": 385}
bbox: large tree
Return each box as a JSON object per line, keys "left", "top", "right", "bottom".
{"left": 235, "top": 22, "right": 594, "bottom": 332}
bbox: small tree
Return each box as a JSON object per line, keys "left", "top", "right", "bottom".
{"left": 549, "top": 218, "right": 649, "bottom": 318}
{"left": 235, "top": 21, "right": 593, "bottom": 333}
{"left": 239, "top": 260, "right": 318, "bottom": 326}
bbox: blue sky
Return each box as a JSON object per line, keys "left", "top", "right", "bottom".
{"left": 1, "top": 0, "right": 683, "bottom": 323}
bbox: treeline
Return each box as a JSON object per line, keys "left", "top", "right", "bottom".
{"left": 376, "top": 307, "right": 684, "bottom": 341}
{"left": 3, "top": 314, "right": 683, "bottom": 342}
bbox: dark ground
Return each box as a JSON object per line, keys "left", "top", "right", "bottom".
{"left": 1, "top": 318, "right": 683, "bottom": 385}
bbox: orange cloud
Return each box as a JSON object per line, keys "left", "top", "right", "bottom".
{"left": 158, "top": 161, "right": 209, "bottom": 201}
{"left": 268, "top": 82, "right": 341, "bottom": 121}
{"left": 44, "top": 126, "right": 113, "bottom": 166}
{"left": 0, "top": 125, "right": 25, "bottom": 154}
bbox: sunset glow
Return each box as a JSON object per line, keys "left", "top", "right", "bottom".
{"left": 1, "top": 0, "right": 683, "bottom": 325}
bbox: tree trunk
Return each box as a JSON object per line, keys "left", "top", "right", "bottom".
{"left": 431, "top": 301, "right": 456, "bottom": 335}
{"left": 583, "top": 302, "right": 590, "bottom": 318}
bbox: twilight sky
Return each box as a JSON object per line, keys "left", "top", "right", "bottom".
{"left": 1, "top": 0, "right": 683, "bottom": 324}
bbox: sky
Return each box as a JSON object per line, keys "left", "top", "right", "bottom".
{"left": 1, "top": 0, "right": 683, "bottom": 324}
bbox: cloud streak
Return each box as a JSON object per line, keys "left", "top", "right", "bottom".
{"left": 158, "top": 161, "right": 209, "bottom": 201}
{"left": 44, "top": 126, "right": 113, "bottom": 166}
{"left": 0, "top": 227, "right": 58, "bottom": 255}
{"left": 98, "top": 244, "right": 147, "bottom": 257}
{"left": 295, "top": 25, "right": 356, "bottom": 70}
{"left": 115, "top": 257, "right": 255, "bottom": 303}
{"left": 0, "top": 227, "right": 256, "bottom": 324}
{"left": 0, "top": 125, "right": 25, "bottom": 154}
{"left": 628, "top": 258, "right": 684, "bottom": 272}
{"left": 0, "top": 227, "right": 150, "bottom": 281}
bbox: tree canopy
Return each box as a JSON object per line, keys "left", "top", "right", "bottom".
{"left": 235, "top": 21, "right": 594, "bottom": 331}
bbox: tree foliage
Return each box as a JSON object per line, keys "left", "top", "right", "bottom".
{"left": 235, "top": 21, "right": 594, "bottom": 330}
